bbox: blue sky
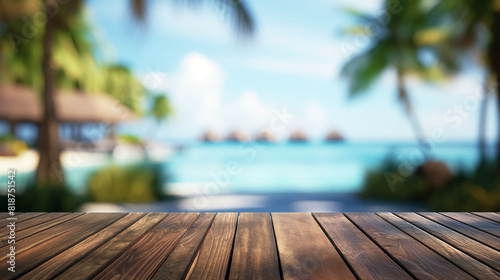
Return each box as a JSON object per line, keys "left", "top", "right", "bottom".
{"left": 86, "top": 0, "right": 498, "bottom": 143}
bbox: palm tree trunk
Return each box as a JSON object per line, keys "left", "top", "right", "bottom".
{"left": 496, "top": 72, "right": 500, "bottom": 173}
{"left": 9, "top": 121, "right": 16, "bottom": 137}
{"left": 492, "top": 10, "right": 500, "bottom": 174}
{"left": 478, "top": 84, "right": 489, "bottom": 164}
{"left": 396, "top": 69, "right": 429, "bottom": 156}
{"left": 35, "top": 3, "right": 64, "bottom": 186}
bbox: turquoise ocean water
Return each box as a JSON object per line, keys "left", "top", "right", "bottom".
{"left": 165, "top": 142, "right": 495, "bottom": 193}
{"left": 2, "top": 142, "right": 495, "bottom": 194}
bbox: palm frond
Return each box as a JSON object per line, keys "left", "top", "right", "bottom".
{"left": 129, "top": 0, "right": 254, "bottom": 37}
{"left": 221, "top": 0, "right": 254, "bottom": 37}
{"left": 341, "top": 44, "right": 388, "bottom": 96}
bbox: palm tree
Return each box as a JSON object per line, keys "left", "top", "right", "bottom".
{"left": 34, "top": 0, "right": 255, "bottom": 186}
{"left": 429, "top": 0, "right": 500, "bottom": 171}
{"left": 341, "top": 0, "right": 435, "bottom": 153}
{"left": 150, "top": 94, "right": 174, "bottom": 123}
{"left": 102, "top": 65, "right": 145, "bottom": 114}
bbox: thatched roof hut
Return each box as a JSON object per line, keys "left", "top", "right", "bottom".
{"left": 0, "top": 84, "right": 137, "bottom": 123}
{"left": 289, "top": 130, "right": 308, "bottom": 142}
{"left": 0, "top": 84, "right": 42, "bottom": 122}
{"left": 226, "top": 130, "right": 249, "bottom": 142}
{"left": 200, "top": 131, "right": 220, "bottom": 142}
{"left": 255, "top": 130, "right": 275, "bottom": 142}
{"left": 56, "top": 89, "right": 137, "bottom": 123}
{"left": 325, "top": 131, "right": 344, "bottom": 142}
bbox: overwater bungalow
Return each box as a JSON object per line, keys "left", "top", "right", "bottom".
{"left": 325, "top": 130, "right": 344, "bottom": 142}
{"left": 200, "top": 130, "right": 220, "bottom": 143}
{"left": 255, "top": 130, "right": 275, "bottom": 142}
{"left": 289, "top": 130, "right": 308, "bottom": 142}
{"left": 226, "top": 130, "right": 250, "bottom": 142}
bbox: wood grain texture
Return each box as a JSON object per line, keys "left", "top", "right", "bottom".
{"left": 0, "top": 212, "right": 45, "bottom": 227}
{"left": 441, "top": 212, "right": 500, "bottom": 238}
{"left": 0, "top": 213, "right": 100, "bottom": 253}
{"left": 473, "top": 212, "right": 500, "bottom": 223}
{"left": 5, "top": 212, "right": 500, "bottom": 279}
{"left": 185, "top": 212, "right": 239, "bottom": 280}
{"left": 272, "top": 213, "right": 356, "bottom": 280}
{"left": 0, "top": 212, "right": 69, "bottom": 245}
{"left": 420, "top": 212, "right": 500, "bottom": 251}
{"left": 379, "top": 212, "right": 500, "bottom": 280}
{"left": 396, "top": 212, "right": 500, "bottom": 271}
{"left": 228, "top": 213, "right": 281, "bottom": 280}
{"left": 314, "top": 213, "right": 411, "bottom": 280}
{"left": 0, "top": 212, "right": 14, "bottom": 219}
{"left": 152, "top": 212, "right": 216, "bottom": 280}
{"left": 95, "top": 212, "right": 200, "bottom": 280}
{"left": 0, "top": 213, "right": 125, "bottom": 279}
{"left": 0, "top": 213, "right": 83, "bottom": 247}
{"left": 19, "top": 213, "right": 145, "bottom": 280}
{"left": 346, "top": 212, "right": 473, "bottom": 280}
{"left": 56, "top": 212, "right": 167, "bottom": 280}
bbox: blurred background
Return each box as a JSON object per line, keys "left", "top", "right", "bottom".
{"left": 0, "top": 0, "right": 499, "bottom": 212}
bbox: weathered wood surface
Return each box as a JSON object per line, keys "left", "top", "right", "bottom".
{"left": 1, "top": 212, "right": 499, "bottom": 279}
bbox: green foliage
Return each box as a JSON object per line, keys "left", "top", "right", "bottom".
{"left": 0, "top": 4, "right": 146, "bottom": 112}
{"left": 102, "top": 65, "right": 145, "bottom": 114}
{"left": 427, "top": 0, "right": 492, "bottom": 73}
{"left": 149, "top": 94, "right": 174, "bottom": 123}
{"left": 0, "top": 3, "right": 99, "bottom": 93}
{"left": 360, "top": 158, "right": 432, "bottom": 201}
{"left": 0, "top": 134, "right": 28, "bottom": 155}
{"left": 0, "top": 134, "right": 15, "bottom": 142}
{"left": 8, "top": 184, "right": 83, "bottom": 212}
{"left": 361, "top": 158, "right": 500, "bottom": 211}
{"left": 87, "top": 163, "right": 166, "bottom": 203}
{"left": 341, "top": 0, "right": 454, "bottom": 97}
{"left": 428, "top": 162, "right": 500, "bottom": 211}
{"left": 117, "top": 134, "right": 142, "bottom": 144}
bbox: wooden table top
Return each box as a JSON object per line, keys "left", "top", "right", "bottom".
{"left": 1, "top": 212, "right": 500, "bottom": 279}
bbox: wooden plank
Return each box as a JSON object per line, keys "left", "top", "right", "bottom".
{"left": 152, "top": 212, "right": 216, "bottom": 280}
{"left": 19, "top": 213, "right": 145, "bottom": 280}
{"left": 441, "top": 212, "right": 500, "bottom": 238}
{"left": 345, "top": 213, "right": 473, "bottom": 280}
{"left": 228, "top": 213, "right": 281, "bottom": 280}
{"left": 272, "top": 213, "right": 355, "bottom": 280}
{"left": 396, "top": 212, "right": 500, "bottom": 271}
{"left": 473, "top": 212, "right": 500, "bottom": 224}
{"left": 0, "top": 213, "right": 70, "bottom": 245}
{"left": 0, "top": 213, "right": 125, "bottom": 279}
{"left": 95, "top": 212, "right": 200, "bottom": 280}
{"left": 0, "top": 213, "right": 83, "bottom": 248}
{"left": 314, "top": 213, "right": 411, "bottom": 280}
{"left": 379, "top": 212, "right": 500, "bottom": 280}
{"left": 0, "top": 212, "right": 45, "bottom": 227}
{"left": 420, "top": 212, "right": 500, "bottom": 251}
{"left": 56, "top": 212, "right": 167, "bottom": 280}
{"left": 0, "top": 212, "right": 15, "bottom": 219}
{"left": 185, "top": 212, "right": 239, "bottom": 280}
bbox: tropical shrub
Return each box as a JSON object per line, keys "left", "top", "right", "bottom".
{"left": 87, "top": 163, "right": 166, "bottom": 203}
{"left": 360, "top": 157, "right": 500, "bottom": 211}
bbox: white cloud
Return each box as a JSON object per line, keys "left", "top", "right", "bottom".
{"left": 245, "top": 57, "right": 337, "bottom": 80}
{"left": 171, "top": 52, "right": 225, "bottom": 130}
{"left": 139, "top": 52, "right": 285, "bottom": 140}
{"left": 139, "top": 52, "right": 224, "bottom": 138}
